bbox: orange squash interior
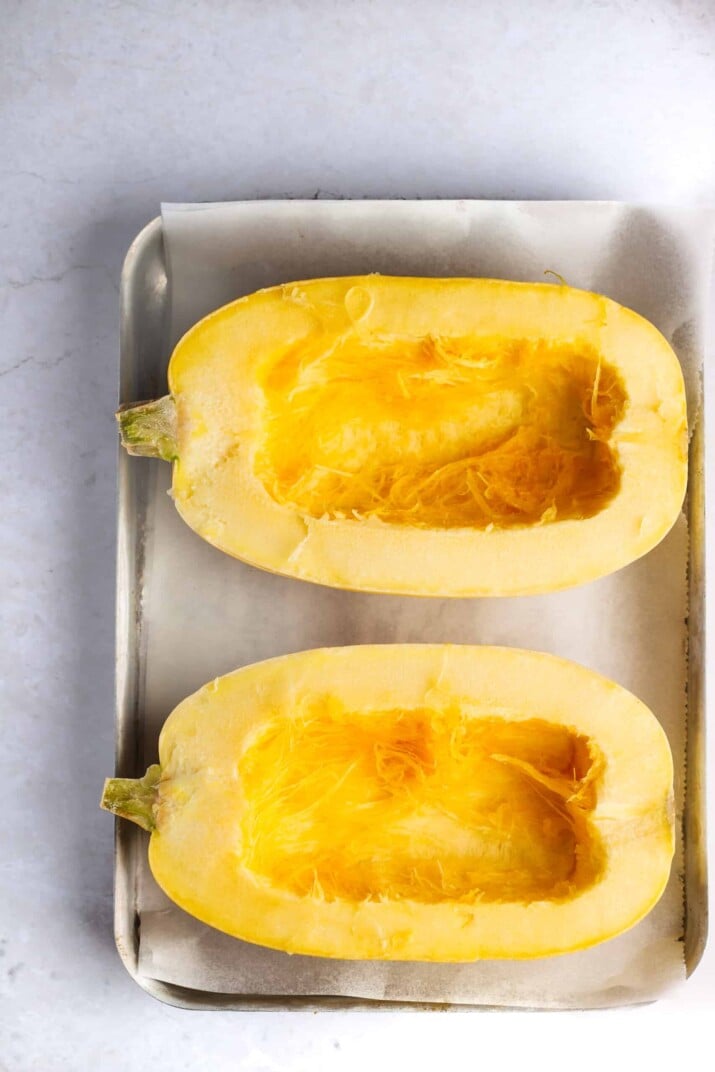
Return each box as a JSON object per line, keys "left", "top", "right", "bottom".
{"left": 240, "top": 705, "right": 604, "bottom": 904}
{"left": 257, "top": 336, "right": 626, "bottom": 529}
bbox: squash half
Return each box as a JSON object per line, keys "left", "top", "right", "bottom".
{"left": 102, "top": 645, "right": 675, "bottom": 960}
{"left": 118, "top": 276, "right": 687, "bottom": 597}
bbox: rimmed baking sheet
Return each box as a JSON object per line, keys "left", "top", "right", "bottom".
{"left": 114, "top": 201, "right": 711, "bottom": 1009}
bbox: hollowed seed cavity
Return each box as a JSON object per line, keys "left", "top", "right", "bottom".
{"left": 256, "top": 334, "right": 627, "bottom": 529}
{"left": 240, "top": 706, "right": 604, "bottom": 905}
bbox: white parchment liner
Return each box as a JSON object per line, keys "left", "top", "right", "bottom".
{"left": 132, "top": 200, "right": 712, "bottom": 1007}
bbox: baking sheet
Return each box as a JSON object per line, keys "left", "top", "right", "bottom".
{"left": 119, "top": 200, "right": 713, "bottom": 1008}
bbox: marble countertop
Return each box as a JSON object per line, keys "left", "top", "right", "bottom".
{"left": 2, "top": 2, "right": 714, "bottom": 1069}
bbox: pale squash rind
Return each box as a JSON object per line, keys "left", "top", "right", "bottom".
{"left": 132, "top": 645, "right": 676, "bottom": 961}
{"left": 159, "top": 276, "right": 688, "bottom": 596}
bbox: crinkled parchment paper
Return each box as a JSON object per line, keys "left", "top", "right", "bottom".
{"left": 130, "top": 200, "right": 712, "bottom": 1008}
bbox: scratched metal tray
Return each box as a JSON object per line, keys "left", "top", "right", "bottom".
{"left": 114, "top": 206, "right": 707, "bottom": 1010}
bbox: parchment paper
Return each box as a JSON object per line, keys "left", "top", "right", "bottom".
{"left": 133, "top": 200, "right": 712, "bottom": 1008}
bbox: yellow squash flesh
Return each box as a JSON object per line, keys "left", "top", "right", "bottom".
{"left": 102, "top": 645, "right": 675, "bottom": 961}
{"left": 118, "top": 276, "right": 688, "bottom": 597}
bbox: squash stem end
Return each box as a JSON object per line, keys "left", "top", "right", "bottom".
{"left": 101, "top": 764, "right": 162, "bottom": 831}
{"left": 117, "top": 396, "right": 178, "bottom": 462}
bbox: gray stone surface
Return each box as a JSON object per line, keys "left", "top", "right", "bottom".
{"left": 2, "top": 2, "right": 714, "bottom": 1069}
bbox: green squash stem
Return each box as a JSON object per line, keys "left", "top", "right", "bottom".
{"left": 101, "top": 764, "right": 162, "bottom": 831}
{"left": 117, "top": 396, "right": 178, "bottom": 461}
